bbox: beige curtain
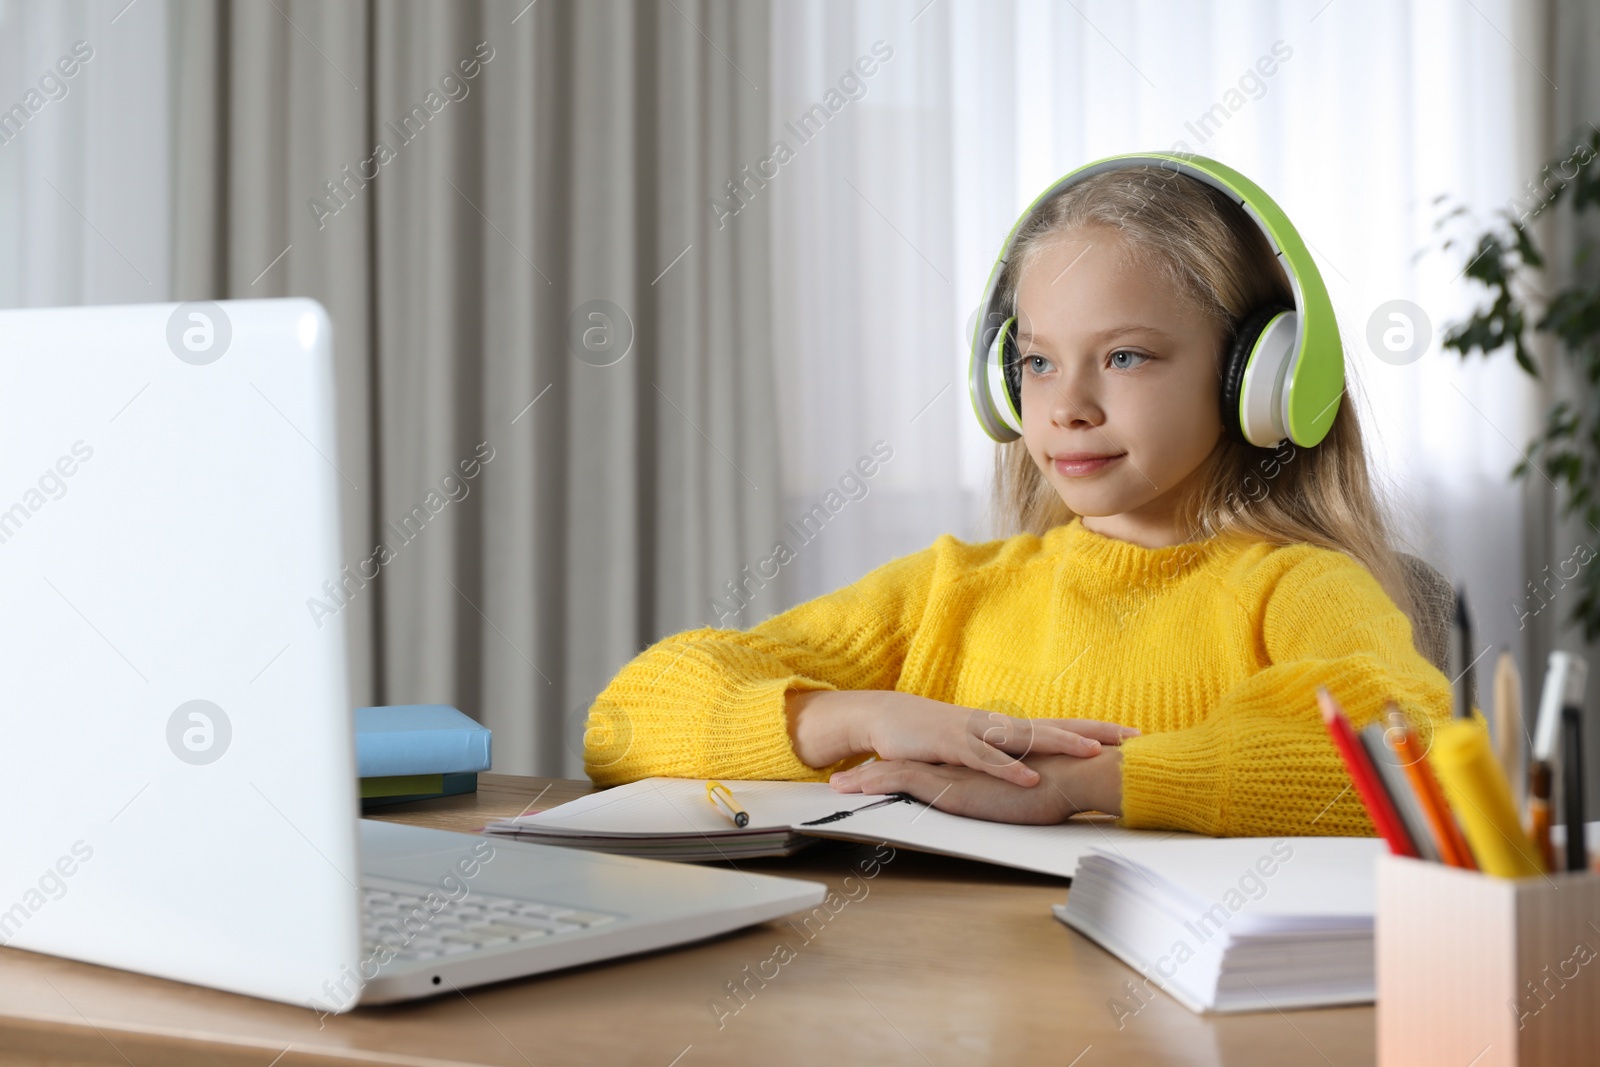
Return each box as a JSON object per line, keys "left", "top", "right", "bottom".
{"left": 170, "top": 0, "right": 781, "bottom": 775}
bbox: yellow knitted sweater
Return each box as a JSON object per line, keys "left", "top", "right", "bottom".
{"left": 584, "top": 515, "right": 1456, "bottom": 837}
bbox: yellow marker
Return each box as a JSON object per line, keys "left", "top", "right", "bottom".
{"left": 706, "top": 780, "right": 749, "bottom": 828}
{"left": 1430, "top": 718, "right": 1544, "bottom": 878}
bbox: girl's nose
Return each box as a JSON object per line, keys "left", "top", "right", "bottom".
{"left": 1050, "top": 370, "right": 1101, "bottom": 428}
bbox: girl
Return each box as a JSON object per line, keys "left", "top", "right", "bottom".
{"left": 582, "top": 165, "right": 1454, "bottom": 837}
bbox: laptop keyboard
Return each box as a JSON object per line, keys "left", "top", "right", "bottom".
{"left": 362, "top": 882, "right": 620, "bottom": 962}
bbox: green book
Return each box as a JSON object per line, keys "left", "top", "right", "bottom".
{"left": 361, "top": 774, "right": 445, "bottom": 798}
{"left": 359, "top": 772, "right": 478, "bottom": 807}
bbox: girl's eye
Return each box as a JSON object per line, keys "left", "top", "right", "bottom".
{"left": 1022, "top": 354, "right": 1051, "bottom": 376}
{"left": 1109, "top": 349, "right": 1149, "bottom": 370}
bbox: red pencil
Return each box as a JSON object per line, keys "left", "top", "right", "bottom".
{"left": 1316, "top": 687, "right": 1419, "bottom": 857}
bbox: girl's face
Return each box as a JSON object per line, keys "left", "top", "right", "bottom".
{"left": 1014, "top": 225, "right": 1226, "bottom": 549}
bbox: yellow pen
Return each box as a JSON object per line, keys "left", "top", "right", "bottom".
{"left": 706, "top": 780, "right": 749, "bottom": 828}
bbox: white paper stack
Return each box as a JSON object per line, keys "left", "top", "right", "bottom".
{"left": 1054, "top": 836, "right": 1384, "bottom": 1013}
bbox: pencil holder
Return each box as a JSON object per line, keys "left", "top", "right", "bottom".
{"left": 1376, "top": 854, "right": 1600, "bottom": 1067}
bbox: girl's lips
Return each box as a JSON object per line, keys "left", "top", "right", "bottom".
{"left": 1054, "top": 453, "right": 1125, "bottom": 477}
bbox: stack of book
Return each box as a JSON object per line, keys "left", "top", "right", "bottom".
{"left": 357, "top": 704, "right": 492, "bottom": 810}
{"left": 1053, "top": 836, "right": 1383, "bottom": 1013}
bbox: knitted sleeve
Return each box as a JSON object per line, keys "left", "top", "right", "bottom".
{"left": 1117, "top": 550, "right": 1456, "bottom": 837}
{"left": 582, "top": 538, "right": 947, "bottom": 787}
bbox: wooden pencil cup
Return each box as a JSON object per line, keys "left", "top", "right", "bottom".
{"left": 1376, "top": 854, "right": 1600, "bottom": 1066}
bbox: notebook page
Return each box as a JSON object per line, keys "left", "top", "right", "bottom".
{"left": 493, "top": 777, "right": 852, "bottom": 836}
{"left": 802, "top": 799, "right": 1194, "bottom": 879}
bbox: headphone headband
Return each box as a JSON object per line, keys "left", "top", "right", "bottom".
{"left": 966, "top": 152, "right": 1344, "bottom": 450}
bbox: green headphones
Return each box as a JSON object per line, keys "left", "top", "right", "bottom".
{"left": 966, "top": 152, "right": 1344, "bottom": 450}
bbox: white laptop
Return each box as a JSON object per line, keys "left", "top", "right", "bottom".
{"left": 0, "top": 298, "right": 825, "bottom": 1011}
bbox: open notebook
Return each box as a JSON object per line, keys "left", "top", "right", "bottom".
{"left": 482, "top": 777, "right": 1191, "bottom": 878}
{"left": 1054, "top": 836, "right": 1385, "bottom": 1013}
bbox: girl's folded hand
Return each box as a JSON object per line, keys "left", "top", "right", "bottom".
{"left": 854, "top": 696, "right": 1138, "bottom": 788}
{"left": 828, "top": 750, "right": 1124, "bottom": 823}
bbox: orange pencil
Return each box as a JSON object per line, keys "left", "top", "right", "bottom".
{"left": 1387, "top": 704, "right": 1478, "bottom": 870}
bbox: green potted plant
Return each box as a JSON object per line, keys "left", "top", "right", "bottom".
{"left": 1436, "top": 125, "right": 1600, "bottom": 641}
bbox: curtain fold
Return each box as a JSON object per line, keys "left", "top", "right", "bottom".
{"left": 0, "top": 0, "right": 170, "bottom": 307}
{"left": 169, "top": 0, "right": 780, "bottom": 775}
{"left": 1546, "top": 0, "right": 1599, "bottom": 811}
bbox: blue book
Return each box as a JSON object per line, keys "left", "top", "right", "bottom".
{"left": 355, "top": 704, "right": 492, "bottom": 777}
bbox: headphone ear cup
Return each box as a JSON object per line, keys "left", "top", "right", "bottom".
{"left": 1002, "top": 319, "right": 1023, "bottom": 422}
{"left": 976, "top": 313, "right": 1023, "bottom": 439}
{"left": 1220, "top": 304, "right": 1292, "bottom": 445}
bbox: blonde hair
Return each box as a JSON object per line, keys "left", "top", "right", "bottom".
{"left": 987, "top": 165, "right": 1419, "bottom": 631}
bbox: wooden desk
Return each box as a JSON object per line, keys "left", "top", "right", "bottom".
{"left": 0, "top": 774, "right": 1375, "bottom": 1066}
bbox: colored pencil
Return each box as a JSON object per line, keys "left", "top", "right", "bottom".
{"left": 1493, "top": 648, "right": 1523, "bottom": 808}
{"left": 1317, "top": 687, "right": 1419, "bottom": 857}
{"left": 1360, "top": 721, "right": 1440, "bottom": 862}
{"left": 1562, "top": 708, "right": 1588, "bottom": 872}
{"left": 1387, "top": 704, "right": 1477, "bottom": 869}
{"left": 1527, "top": 759, "right": 1554, "bottom": 873}
{"left": 1451, "top": 588, "right": 1475, "bottom": 721}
